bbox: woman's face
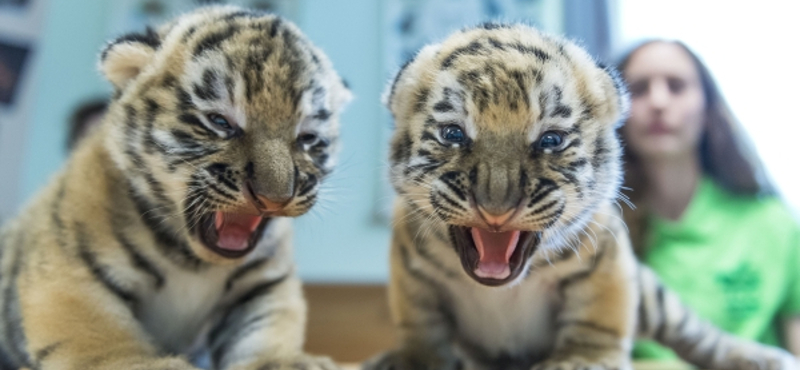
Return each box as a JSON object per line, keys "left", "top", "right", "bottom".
{"left": 623, "top": 42, "right": 706, "bottom": 161}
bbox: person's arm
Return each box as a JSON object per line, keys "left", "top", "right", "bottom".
{"left": 784, "top": 316, "right": 800, "bottom": 356}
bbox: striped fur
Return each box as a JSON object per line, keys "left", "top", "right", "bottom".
{"left": 0, "top": 6, "right": 349, "bottom": 370}
{"left": 367, "top": 23, "right": 797, "bottom": 370}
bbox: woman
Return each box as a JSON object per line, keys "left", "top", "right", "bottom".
{"left": 616, "top": 40, "right": 800, "bottom": 359}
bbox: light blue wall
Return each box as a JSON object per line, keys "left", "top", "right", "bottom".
{"left": 18, "top": 0, "right": 394, "bottom": 283}
{"left": 21, "top": 0, "right": 112, "bottom": 201}
{"left": 293, "top": 1, "right": 392, "bottom": 283}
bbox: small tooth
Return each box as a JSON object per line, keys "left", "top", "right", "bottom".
{"left": 215, "top": 212, "right": 224, "bottom": 229}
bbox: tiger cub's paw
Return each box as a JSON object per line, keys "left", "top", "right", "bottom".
{"left": 724, "top": 346, "right": 799, "bottom": 370}
{"left": 530, "top": 357, "right": 631, "bottom": 370}
{"left": 362, "top": 350, "right": 459, "bottom": 370}
{"left": 253, "top": 354, "right": 342, "bottom": 370}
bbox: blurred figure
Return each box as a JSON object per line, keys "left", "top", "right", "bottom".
{"left": 617, "top": 40, "right": 800, "bottom": 359}
{"left": 66, "top": 97, "right": 107, "bottom": 151}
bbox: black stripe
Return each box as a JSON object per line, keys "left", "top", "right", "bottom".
{"left": 429, "top": 196, "right": 458, "bottom": 221}
{"left": 509, "top": 42, "right": 550, "bottom": 61}
{"left": 653, "top": 284, "right": 668, "bottom": 341}
{"left": 295, "top": 194, "right": 317, "bottom": 208}
{"left": 194, "top": 25, "right": 240, "bottom": 56}
{"left": 528, "top": 178, "right": 558, "bottom": 207}
{"left": 176, "top": 87, "right": 198, "bottom": 111}
{"left": 206, "top": 181, "right": 238, "bottom": 202}
{"left": 405, "top": 161, "right": 444, "bottom": 176}
{"left": 75, "top": 224, "right": 138, "bottom": 305}
{"left": 2, "top": 244, "right": 31, "bottom": 367}
{"left": 551, "top": 104, "right": 572, "bottom": 118}
{"left": 562, "top": 138, "right": 583, "bottom": 152}
{"left": 558, "top": 244, "right": 606, "bottom": 296}
{"left": 269, "top": 18, "right": 282, "bottom": 38}
{"left": 440, "top": 172, "right": 467, "bottom": 201}
{"left": 128, "top": 184, "right": 206, "bottom": 270}
{"left": 413, "top": 88, "right": 430, "bottom": 113}
{"left": 221, "top": 10, "right": 257, "bottom": 21}
{"left": 390, "top": 131, "right": 413, "bottom": 164}
{"left": 51, "top": 180, "right": 68, "bottom": 249}
{"left": 225, "top": 258, "right": 270, "bottom": 291}
{"left": 33, "top": 342, "right": 62, "bottom": 366}
{"left": 101, "top": 27, "right": 160, "bottom": 61}
{"left": 531, "top": 202, "right": 565, "bottom": 228}
{"left": 296, "top": 174, "right": 317, "bottom": 197}
{"left": 530, "top": 199, "right": 558, "bottom": 215}
{"left": 211, "top": 313, "right": 273, "bottom": 367}
{"left": 205, "top": 163, "right": 240, "bottom": 192}
{"left": 177, "top": 114, "right": 216, "bottom": 138}
{"left": 194, "top": 69, "right": 220, "bottom": 101}
{"left": 311, "top": 109, "right": 331, "bottom": 121}
{"left": 420, "top": 131, "right": 438, "bottom": 143}
{"left": 566, "top": 158, "right": 588, "bottom": 171}
{"left": 399, "top": 242, "right": 455, "bottom": 296}
{"left": 637, "top": 268, "right": 650, "bottom": 336}
{"left": 548, "top": 164, "right": 580, "bottom": 186}
{"left": 208, "top": 274, "right": 290, "bottom": 361}
{"left": 441, "top": 41, "right": 484, "bottom": 69}
{"left": 435, "top": 192, "right": 467, "bottom": 212}
{"left": 433, "top": 99, "right": 455, "bottom": 112}
{"left": 142, "top": 171, "right": 173, "bottom": 210}
{"left": 417, "top": 149, "right": 432, "bottom": 157}
{"left": 112, "top": 228, "right": 165, "bottom": 289}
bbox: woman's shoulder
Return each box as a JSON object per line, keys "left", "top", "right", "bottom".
{"left": 721, "top": 190, "right": 798, "bottom": 234}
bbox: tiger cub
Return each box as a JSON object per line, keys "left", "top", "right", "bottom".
{"left": 366, "top": 23, "right": 797, "bottom": 370}
{"left": 0, "top": 6, "right": 350, "bottom": 370}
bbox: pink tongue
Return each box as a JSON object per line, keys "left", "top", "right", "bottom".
{"left": 215, "top": 212, "right": 263, "bottom": 251}
{"left": 470, "top": 228, "right": 521, "bottom": 280}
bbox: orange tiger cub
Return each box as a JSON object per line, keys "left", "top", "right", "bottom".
{"left": 365, "top": 23, "right": 797, "bottom": 370}
{"left": 0, "top": 6, "right": 349, "bottom": 370}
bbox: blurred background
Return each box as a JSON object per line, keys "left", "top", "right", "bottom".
{"left": 1, "top": 0, "right": 799, "bottom": 361}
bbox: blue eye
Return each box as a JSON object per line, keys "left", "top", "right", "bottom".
{"left": 538, "top": 131, "right": 564, "bottom": 150}
{"left": 207, "top": 113, "right": 233, "bottom": 131}
{"left": 441, "top": 125, "right": 466, "bottom": 144}
{"left": 298, "top": 132, "right": 320, "bottom": 147}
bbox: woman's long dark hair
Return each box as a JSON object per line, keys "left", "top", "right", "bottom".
{"left": 616, "top": 40, "right": 772, "bottom": 255}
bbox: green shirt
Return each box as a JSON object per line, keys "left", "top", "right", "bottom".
{"left": 633, "top": 177, "right": 800, "bottom": 359}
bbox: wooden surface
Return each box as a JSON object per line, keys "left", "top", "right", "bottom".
{"left": 304, "top": 284, "right": 396, "bottom": 363}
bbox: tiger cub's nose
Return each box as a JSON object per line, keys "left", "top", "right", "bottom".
{"left": 245, "top": 180, "right": 291, "bottom": 213}
{"left": 477, "top": 206, "right": 516, "bottom": 231}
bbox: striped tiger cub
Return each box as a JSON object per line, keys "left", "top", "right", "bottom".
{"left": 0, "top": 6, "right": 350, "bottom": 370}
{"left": 366, "top": 23, "right": 797, "bottom": 370}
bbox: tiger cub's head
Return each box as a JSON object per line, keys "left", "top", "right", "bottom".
{"left": 387, "top": 23, "right": 628, "bottom": 286}
{"left": 99, "top": 6, "right": 351, "bottom": 263}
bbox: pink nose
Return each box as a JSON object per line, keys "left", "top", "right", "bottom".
{"left": 478, "top": 207, "right": 516, "bottom": 228}
{"left": 254, "top": 195, "right": 290, "bottom": 213}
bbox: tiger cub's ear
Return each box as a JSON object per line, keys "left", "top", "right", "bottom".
{"left": 98, "top": 28, "right": 161, "bottom": 91}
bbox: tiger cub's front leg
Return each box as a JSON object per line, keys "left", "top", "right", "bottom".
{"left": 17, "top": 249, "right": 198, "bottom": 370}
{"left": 533, "top": 225, "right": 638, "bottom": 370}
{"left": 363, "top": 236, "right": 460, "bottom": 370}
{"left": 207, "top": 275, "right": 338, "bottom": 370}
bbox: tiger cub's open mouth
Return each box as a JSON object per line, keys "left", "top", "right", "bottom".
{"left": 197, "top": 212, "right": 272, "bottom": 258}
{"left": 449, "top": 226, "right": 540, "bottom": 286}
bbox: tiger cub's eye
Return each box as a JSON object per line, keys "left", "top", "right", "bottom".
{"left": 207, "top": 113, "right": 234, "bottom": 132}
{"left": 538, "top": 131, "right": 564, "bottom": 150}
{"left": 297, "top": 133, "right": 320, "bottom": 147}
{"left": 441, "top": 125, "right": 466, "bottom": 144}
